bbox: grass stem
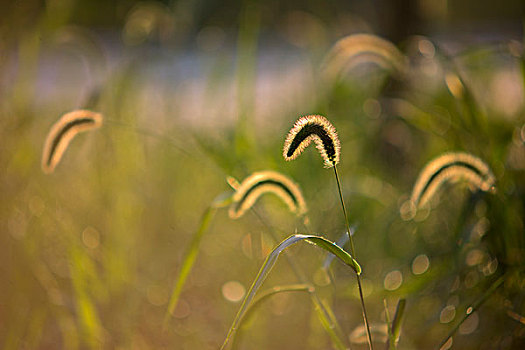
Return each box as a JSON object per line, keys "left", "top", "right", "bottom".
{"left": 438, "top": 274, "right": 505, "bottom": 349}
{"left": 333, "top": 165, "right": 374, "bottom": 350}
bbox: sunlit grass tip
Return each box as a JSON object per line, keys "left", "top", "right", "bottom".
{"left": 322, "top": 33, "right": 408, "bottom": 81}
{"left": 283, "top": 115, "right": 340, "bottom": 168}
{"left": 410, "top": 152, "right": 495, "bottom": 209}
{"left": 229, "top": 170, "right": 307, "bottom": 219}
{"left": 42, "top": 109, "right": 103, "bottom": 174}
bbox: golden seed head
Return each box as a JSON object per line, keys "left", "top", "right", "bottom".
{"left": 229, "top": 170, "right": 307, "bottom": 219}
{"left": 283, "top": 115, "right": 341, "bottom": 168}
{"left": 410, "top": 152, "right": 495, "bottom": 209}
{"left": 42, "top": 109, "right": 103, "bottom": 174}
{"left": 322, "top": 33, "right": 408, "bottom": 81}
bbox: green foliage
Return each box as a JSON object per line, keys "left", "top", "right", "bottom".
{"left": 1, "top": 7, "right": 524, "bottom": 350}
{"left": 221, "top": 234, "right": 360, "bottom": 349}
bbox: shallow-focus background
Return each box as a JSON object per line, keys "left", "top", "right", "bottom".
{"left": 1, "top": 0, "right": 524, "bottom": 349}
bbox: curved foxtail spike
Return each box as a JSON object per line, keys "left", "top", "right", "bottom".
{"left": 42, "top": 109, "right": 103, "bottom": 174}
{"left": 283, "top": 115, "right": 341, "bottom": 168}
{"left": 322, "top": 33, "right": 408, "bottom": 81}
{"left": 411, "top": 152, "right": 495, "bottom": 209}
{"left": 229, "top": 171, "right": 307, "bottom": 219}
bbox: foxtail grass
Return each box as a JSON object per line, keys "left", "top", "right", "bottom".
{"left": 166, "top": 171, "right": 308, "bottom": 329}
{"left": 41, "top": 109, "right": 103, "bottom": 174}
{"left": 228, "top": 171, "right": 307, "bottom": 219}
{"left": 322, "top": 33, "right": 408, "bottom": 81}
{"left": 410, "top": 152, "right": 495, "bottom": 210}
{"left": 220, "top": 233, "right": 361, "bottom": 350}
{"left": 283, "top": 114, "right": 374, "bottom": 350}
{"left": 283, "top": 115, "right": 340, "bottom": 168}
{"left": 229, "top": 171, "right": 348, "bottom": 349}
{"left": 249, "top": 208, "right": 349, "bottom": 349}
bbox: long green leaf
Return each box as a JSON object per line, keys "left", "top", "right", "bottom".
{"left": 249, "top": 209, "right": 349, "bottom": 350}
{"left": 220, "top": 234, "right": 361, "bottom": 350}
{"left": 163, "top": 192, "right": 233, "bottom": 328}
{"left": 232, "top": 283, "right": 313, "bottom": 350}
{"left": 387, "top": 299, "right": 406, "bottom": 350}
{"left": 313, "top": 297, "right": 348, "bottom": 350}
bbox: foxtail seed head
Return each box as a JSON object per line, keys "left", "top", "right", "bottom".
{"left": 283, "top": 115, "right": 340, "bottom": 168}
{"left": 42, "top": 109, "right": 103, "bottom": 174}
{"left": 229, "top": 171, "right": 307, "bottom": 219}
{"left": 322, "top": 33, "right": 408, "bottom": 81}
{"left": 410, "top": 152, "right": 495, "bottom": 209}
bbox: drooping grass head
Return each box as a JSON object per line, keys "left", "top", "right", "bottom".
{"left": 229, "top": 171, "right": 307, "bottom": 219}
{"left": 42, "top": 109, "right": 103, "bottom": 174}
{"left": 410, "top": 152, "right": 496, "bottom": 209}
{"left": 322, "top": 33, "right": 408, "bottom": 81}
{"left": 283, "top": 115, "right": 341, "bottom": 168}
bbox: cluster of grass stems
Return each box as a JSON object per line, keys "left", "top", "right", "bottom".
{"left": 2, "top": 15, "right": 525, "bottom": 350}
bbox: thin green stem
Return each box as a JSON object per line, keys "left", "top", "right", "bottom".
{"left": 438, "top": 274, "right": 505, "bottom": 349}
{"left": 333, "top": 165, "right": 374, "bottom": 350}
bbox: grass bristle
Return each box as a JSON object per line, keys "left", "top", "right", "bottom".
{"left": 322, "top": 33, "right": 408, "bottom": 81}
{"left": 42, "top": 109, "right": 103, "bottom": 174}
{"left": 410, "top": 152, "right": 495, "bottom": 209}
{"left": 283, "top": 115, "right": 341, "bottom": 168}
{"left": 229, "top": 170, "right": 307, "bottom": 219}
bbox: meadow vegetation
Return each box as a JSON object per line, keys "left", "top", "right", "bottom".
{"left": 1, "top": 2, "right": 524, "bottom": 349}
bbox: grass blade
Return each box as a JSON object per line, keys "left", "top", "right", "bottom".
{"left": 220, "top": 234, "right": 361, "bottom": 350}
{"left": 232, "top": 283, "right": 314, "bottom": 349}
{"left": 313, "top": 297, "right": 349, "bottom": 350}
{"left": 438, "top": 274, "right": 505, "bottom": 349}
{"left": 386, "top": 299, "right": 406, "bottom": 350}
{"left": 248, "top": 209, "right": 350, "bottom": 350}
{"left": 163, "top": 192, "right": 233, "bottom": 328}
{"left": 69, "top": 247, "right": 103, "bottom": 348}
{"left": 322, "top": 229, "right": 352, "bottom": 270}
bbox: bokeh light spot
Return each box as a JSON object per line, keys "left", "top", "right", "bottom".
{"left": 440, "top": 305, "right": 456, "bottom": 324}
{"left": 412, "top": 254, "right": 430, "bottom": 275}
{"left": 222, "top": 281, "right": 246, "bottom": 303}
{"left": 363, "top": 98, "right": 381, "bottom": 119}
{"left": 384, "top": 270, "right": 403, "bottom": 291}
{"left": 418, "top": 39, "right": 435, "bottom": 58}
{"left": 146, "top": 284, "right": 169, "bottom": 306}
{"left": 82, "top": 226, "right": 100, "bottom": 249}
{"left": 439, "top": 337, "right": 453, "bottom": 350}
{"left": 400, "top": 200, "right": 416, "bottom": 221}
{"left": 459, "top": 311, "right": 479, "bottom": 335}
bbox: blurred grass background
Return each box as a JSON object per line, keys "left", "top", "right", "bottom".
{"left": 1, "top": 0, "right": 525, "bottom": 349}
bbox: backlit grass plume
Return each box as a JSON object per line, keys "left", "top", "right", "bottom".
{"left": 322, "top": 33, "right": 408, "bottom": 81}
{"left": 42, "top": 109, "right": 103, "bottom": 174}
{"left": 410, "top": 152, "right": 495, "bottom": 209}
{"left": 229, "top": 171, "right": 307, "bottom": 219}
{"left": 283, "top": 114, "right": 374, "bottom": 349}
{"left": 283, "top": 115, "right": 340, "bottom": 168}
